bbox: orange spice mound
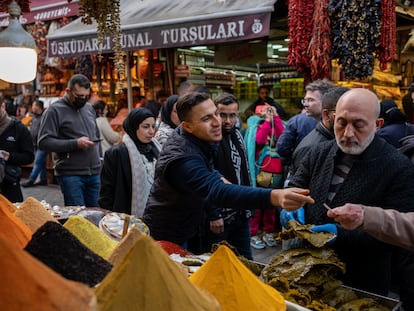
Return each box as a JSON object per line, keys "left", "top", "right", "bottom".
{"left": 0, "top": 193, "right": 17, "bottom": 213}
{"left": 189, "top": 245, "right": 286, "bottom": 311}
{"left": 14, "top": 196, "right": 58, "bottom": 233}
{"left": 0, "top": 235, "right": 96, "bottom": 311}
{"left": 95, "top": 235, "right": 220, "bottom": 311}
{"left": 0, "top": 194, "right": 32, "bottom": 248}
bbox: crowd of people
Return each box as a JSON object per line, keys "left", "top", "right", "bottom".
{"left": 2, "top": 73, "right": 414, "bottom": 309}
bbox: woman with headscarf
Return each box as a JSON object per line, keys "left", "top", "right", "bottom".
{"left": 99, "top": 108, "right": 161, "bottom": 217}
{"left": 377, "top": 99, "right": 414, "bottom": 148}
{"left": 154, "top": 94, "right": 180, "bottom": 146}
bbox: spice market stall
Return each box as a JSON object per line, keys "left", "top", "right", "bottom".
{"left": 0, "top": 193, "right": 403, "bottom": 310}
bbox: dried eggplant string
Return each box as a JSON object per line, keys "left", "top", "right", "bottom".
{"left": 328, "top": 0, "right": 381, "bottom": 80}
{"left": 308, "top": 0, "right": 331, "bottom": 80}
{"left": 378, "top": 0, "right": 396, "bottom": 70}
{"left": 287, "top": 0, "right": 314, "bottom": 81}
{"left": 77, "top": 0, "right": 125, "bottom": 88}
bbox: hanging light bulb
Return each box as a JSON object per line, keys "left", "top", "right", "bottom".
{"left": 0, "top": 0, "right": 37, "bottom": 84}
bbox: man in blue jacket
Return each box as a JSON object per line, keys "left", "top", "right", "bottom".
{"left": 143, "top": 92, "right": 313, "bottom": 253}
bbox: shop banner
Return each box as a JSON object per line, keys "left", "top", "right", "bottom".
{"left": 0, "top": 2, "right": 79, "bottom": 26}
{"left": 48, "top": 12, "right": 271, "bottom": 58}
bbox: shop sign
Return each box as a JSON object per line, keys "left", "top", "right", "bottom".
{"left": 174, "top": 65, "right": 189, "bottom": 78}
{"left": 0, "top": 2, "right": 79, "bottom": 26}
{"left": 48, "top": 12, "right": 271, "bottom": 57}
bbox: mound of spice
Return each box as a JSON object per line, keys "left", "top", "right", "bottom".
{"left": 14, "top": 196, "right": 58, "bottom": 233}
{"left": 64, "top": 215, "right": 118, "bottom": 259}
{"left": 25, "top": 221, "right": 113, "bottom": 287}
{"left": 0, "top": 194, "right": 32, "bottom": 248}
{"left": 0, "top": 193, "right": 17, "bottom": 213}
{"left": 0, "top": 234, "right": 96, "bottom": 310}
{"left": 189, "top": 245, "right": 286, "bottom": 311}
{"left": 95, "top": 235, "right": 221, "bottom": 311}
{"left": 107, "top": 226, "right": 142, "bottom": 266}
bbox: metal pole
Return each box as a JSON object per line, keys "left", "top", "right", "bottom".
{"left": 126, "top": 52, "right": 133, "bottom": 111}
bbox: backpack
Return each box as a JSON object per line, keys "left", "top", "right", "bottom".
{"left": 255, "top": 144, "right": 284, "bottom": 189}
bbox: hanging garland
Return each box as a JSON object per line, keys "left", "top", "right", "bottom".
{"left": 27, "top": 20, "right": 48, "bottom": 72}
{"left": 378, "top": 0, "right": 396, "bottom": 71}
{"left": 288, "top": 0, "right": 395, "bottom": 82}
{"left": 328, "top": 0, "right": 381, "bottom": 80}
{"left": 287, "top": 0, "right": 314, "bottom": 82}
{"left": 308, "top": 0, "right": 331, "bottom": 80}
{"left": 69, "top": 0, "right": 125, "bottom": 87}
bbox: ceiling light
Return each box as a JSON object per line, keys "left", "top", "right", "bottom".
{"left": 278, "top": 47, "right": 289, "bottom": 52}
{"left": 272, "top": 44, "right": 283, "bottom": 49}
{"left": 190, "top": 46, "right": 208, "bottom": 50}
{"left": 0, "top": 0, "right": 37, "bottom": 84}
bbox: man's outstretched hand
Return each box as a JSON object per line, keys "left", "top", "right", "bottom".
{"left": 272, "top": 188, "right": 314, "bottom": 211}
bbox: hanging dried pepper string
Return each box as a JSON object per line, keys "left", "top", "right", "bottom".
{"left": 308, "top": 0, "right": 331, "bottom": 80}
{"left": 378, "top": 0, "right": 396, "bottom": 71}
{"left": 287, "top": 0, "right": 314, "bottom": 82}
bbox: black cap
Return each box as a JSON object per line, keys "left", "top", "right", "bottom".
{"left": 380, "top": 100, "right": 397, "bottom": 119}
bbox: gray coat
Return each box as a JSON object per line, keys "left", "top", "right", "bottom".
{"left": 38, "top": 98, "right": 101, "bottom": 176}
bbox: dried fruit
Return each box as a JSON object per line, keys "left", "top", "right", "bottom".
{"left": 77, "top": 0, "right": 125, "bottom": 88}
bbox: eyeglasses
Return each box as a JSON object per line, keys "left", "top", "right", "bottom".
{"left": 301, "top": 98, "right": 318, "bottom": 105}
{"left": 219, "top": 113, "right": 237, "bottom": 120}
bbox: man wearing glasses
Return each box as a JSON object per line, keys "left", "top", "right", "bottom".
{"left": 290, "top": 86, "right": 350, "bottom": 175}
{"left": 301, "top": 79, "right": 336, "bottom": 122}
{"left": 276, "top": 79, "right": 335, "bottom": 173}
{"left": 204, "top": 93, "right": 254, "bottom": 259}
{"left": 38, "top": 74, "right": 102, "bottom": 207}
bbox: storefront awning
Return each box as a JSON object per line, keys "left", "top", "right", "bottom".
{"left": 0, "top": 0, "right": 79, "bottom": 26}
{"left": 47, "top": 0, "right": 277, "bottom": 58}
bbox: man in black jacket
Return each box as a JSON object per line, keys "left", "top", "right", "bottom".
{"left": 143, "top": 92, "right": 314, "bottom": 254}
{"left": 205, "top": 93, "right": 254, "bottom": 259}
{"left": 290, "top": 86, "right": 349, "bottom": 175}
{"left": 286, "top": 88, "right": 414, "bottom": 307}
{"left": 0, "top": 108, "right": 33, "bottom": 202}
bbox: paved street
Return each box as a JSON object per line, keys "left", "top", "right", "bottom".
{"left": 20, "top": 177, "right": 281, "bottom": 264}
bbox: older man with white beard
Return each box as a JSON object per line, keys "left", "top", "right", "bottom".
{"left": 285, "top": 88, "right": 414, "bottom": 306}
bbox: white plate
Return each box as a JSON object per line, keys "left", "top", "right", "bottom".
{"left": 99, "top": 212, "right": 149, "bottom": 241}
{"left": 47, "top": 205, "right": 85, "bottom": 220}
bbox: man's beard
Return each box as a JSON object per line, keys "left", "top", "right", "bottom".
{"left": 336, "top": 130, "right": 375, "bottom": 155}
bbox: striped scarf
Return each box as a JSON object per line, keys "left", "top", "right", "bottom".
{"left": 123, "top": 134, "right": 159, "bottom": 218}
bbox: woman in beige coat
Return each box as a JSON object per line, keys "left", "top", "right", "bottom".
{"left": 93, "top": 100, "right": 121, "bottom": 155}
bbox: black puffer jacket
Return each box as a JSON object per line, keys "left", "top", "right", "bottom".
{"left": 98, "top": 143, "right": 132, "bottom": 214}
{"left": 289, "top": 135, "right": 414, "bottom": 295}
{"left": 0, "top": 117, "right": 34, "bottom": 202}
{"left": 291, "top": 122, "right": 334, "bottom": 174}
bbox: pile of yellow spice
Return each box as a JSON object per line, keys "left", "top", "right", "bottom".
{"left": 190, "top": 245, "right": 286, "bottom": 311}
